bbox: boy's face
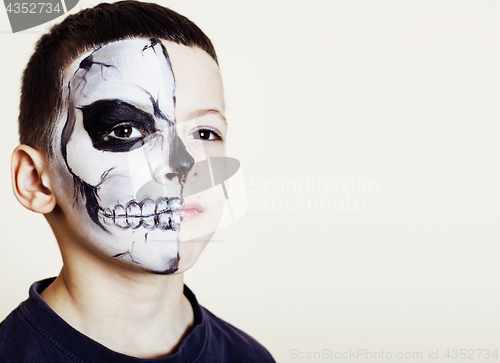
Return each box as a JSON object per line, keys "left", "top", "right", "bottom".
{"left": 49, "top": 38, "right": 226, "bottom": 274}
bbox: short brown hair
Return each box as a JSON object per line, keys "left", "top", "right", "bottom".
{"left": 19, "top": 0, "right": 218, "bottom": 158}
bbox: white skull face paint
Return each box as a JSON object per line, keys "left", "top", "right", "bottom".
{"left": 57, "top": 38, "right": 195, "bottom": 274}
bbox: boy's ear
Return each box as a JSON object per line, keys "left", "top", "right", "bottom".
{"left": 11, "top": 145, "right": 56, "bottom": 214}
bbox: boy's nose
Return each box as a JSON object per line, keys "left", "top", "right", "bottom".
{"left": 164, "top": 134, "right": 194, "bottom": 186}
{"left": 135, "top": 131, "right": 194, "bottom": 200}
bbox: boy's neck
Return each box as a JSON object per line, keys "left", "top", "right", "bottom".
{"left": 40, "top": 258, "right": 194, "bottom": 359}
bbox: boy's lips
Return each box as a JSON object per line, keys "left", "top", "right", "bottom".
{"left": 181, "top": 202, "right": 204, "bottom": 221}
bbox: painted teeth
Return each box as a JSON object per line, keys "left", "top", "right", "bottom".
{"left": 158, "top": 211, "right": 172, "bottom": 230}
{"left": 114, "top": 205, "right": 128, "bottom": 228}
{"left": 103, "top": 208, "right": 114, "bottom": 226}
{"left": 126, "top": 201, "right": 141, "bottom": 229}
{"left": 141, "top": 199, "right": 156, "bottom": 229}
{"left": 170, "top": 198, "right": 183, "bottom": 211}
{"left": 156, "top": 197, "right": 169, "bottom": 213}
{"left": 100, "top": 198, "right": 184, "bottom": 230}
{"left": 171, "top": 211, "right": 182, "bottom": 231}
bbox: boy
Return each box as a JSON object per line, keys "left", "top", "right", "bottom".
{"left": 0, "top": 1, "right": 274, "bottom": 361}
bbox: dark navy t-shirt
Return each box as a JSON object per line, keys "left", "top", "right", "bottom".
{"left": 0, "top": 278, "right": 274, "bottom": 362}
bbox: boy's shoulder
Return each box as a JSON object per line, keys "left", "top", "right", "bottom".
{"left": 0, "top": 279, "right": 275, "bottom": 363}
{"left": 198, "top": 303, "right": 275, "bottom": 362}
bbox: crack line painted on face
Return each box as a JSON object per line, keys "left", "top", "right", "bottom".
{"left": 112, "top": 241, "right": 142, "bottom": 265}
{"left": 142, "top": 38, "right": 158, "bottom": 54}
{"left": 76, "top": 49, "right": 118, "bottom": 95}
{"left": 112, "top": 241, "right": 180, "bottom": 275}
{"left": 137, "top": 39, "right": 175, "bottom": 123}
{"left": 158, "top": 39, "right": 177, "bottom": 111}
{"left": 60, "top": 89, "right": 113, "bottom": 233}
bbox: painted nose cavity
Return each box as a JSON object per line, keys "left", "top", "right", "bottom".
{"left": 137, "top": 130, "right": 194, "bottom": 200}
{"left": 167, "top": 134, "right": 195, "bottom": 185}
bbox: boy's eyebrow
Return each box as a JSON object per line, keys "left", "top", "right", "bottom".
{"left": 185, "top": 109, "right": 227, "bottom": 124}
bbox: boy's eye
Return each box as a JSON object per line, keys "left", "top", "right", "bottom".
{"left": 188, "top": 128, "right": 221, "bottom": 141}
{"left": 107, "top": 123, "right": 146, "bottom": 140}
{"left": 81, "top": 99, "right": 156, "bottom": 152}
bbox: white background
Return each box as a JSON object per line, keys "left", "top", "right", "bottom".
{"left": 1, "top": 1, "right": 500, "bottom": 362}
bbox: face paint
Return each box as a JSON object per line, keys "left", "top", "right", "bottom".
{"left": 50, "top": 38, "right": 237, "bottom": 275}
{"left": 80, "top": 99, "right": 156, "bottom": 153}
{"left": 55, "top": 38, "right": 197, "bottom": 274}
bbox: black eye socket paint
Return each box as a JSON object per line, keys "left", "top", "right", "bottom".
{"left": 80, "top": 99, "right": 156, "bottom": 152}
